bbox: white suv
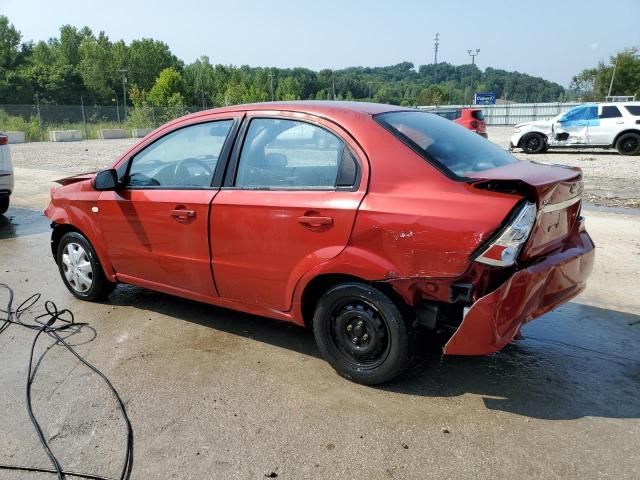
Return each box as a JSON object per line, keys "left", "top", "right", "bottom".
{"left": 510, "top": 102, "right": 640, "bottom": 155}
{"left": 0, "top": 132, "right": 14, "bottom": 215}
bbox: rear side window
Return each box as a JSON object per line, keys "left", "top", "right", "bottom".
{"left": 471, "top": 110, "right": 485, "bottom": 120}
{"left": 624, "top": 105, "right": 640, "bottom": 116}
{"left": 376, "top": 111, "right": 517, "bottom": 178}
{"left": 600, "top": 106, "right": 622, "bottom": 118}
{"left": 235, "top": 118, "right": 357, "bottom": 189}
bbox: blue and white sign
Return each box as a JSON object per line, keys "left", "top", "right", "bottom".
{"left": 474, "top": 92, "right": 496, "bottom": 105}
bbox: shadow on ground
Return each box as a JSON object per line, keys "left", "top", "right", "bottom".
{"left": 107, "top": 285, "right": 640, "bottom": 421}
{"left": 0, "top": 207, "right": 49, "bottom": 239}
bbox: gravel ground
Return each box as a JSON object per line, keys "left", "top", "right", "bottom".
{"left": 490, "top": 126, "right": 640, "bottom": 209}
{"left": 9, "top": 126, "right": 640, "bottom": 208}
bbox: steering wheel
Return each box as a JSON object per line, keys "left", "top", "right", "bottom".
{"left": 173, "top": 156, "right": 214, "bottom": 185}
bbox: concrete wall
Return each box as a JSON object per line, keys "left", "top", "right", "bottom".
{"left": 49, "top": 130, "right": 82, "bottom": 142}
{"left": 6, "top": 131, "right": 25, "bottom": 144}
{"left": 131, "top": 128, "right": 153, "bottom": 138}
{"left": 98, "top": 128, "right": 128, "bottom": 139}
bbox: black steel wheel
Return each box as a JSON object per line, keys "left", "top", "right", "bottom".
{"left": 0, "top": 196, "right": 8, "bottom": 215}
{"left": 521, "top": 133, "right": 546, "bottom": 154}
{"left": 615, "top": 132, "right": 640, "bottom": 156}
{"left": 313, "top": 282, "right": 410, "bottom": 385}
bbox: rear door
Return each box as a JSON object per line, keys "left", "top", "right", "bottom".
{"left": 210, "top": 113, "right": 367, "bottom": 311}
{"left": 589, "top": 105, "right": 624, "bottom": 145}
{"left": 98, "top": 117, "right": 239, "bottom": 298}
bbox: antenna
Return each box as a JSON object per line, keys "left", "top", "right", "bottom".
{"left": 434, "top": 33, "right": 440, "bottom": 64}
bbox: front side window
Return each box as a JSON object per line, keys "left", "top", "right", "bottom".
{"left": 235, "top": 118, "right": 357, "bottom": 189}
{"left": 128, "top": 120, "right": 233, "bottom": 188}
{"left": 600, "top": 106, "right": 622, "bottom": 119}
{"left": 560, "top": 105, "right": 598, "bottom": 122}
{"left": 376, "top": 111, "right": 517, "bottom": 177}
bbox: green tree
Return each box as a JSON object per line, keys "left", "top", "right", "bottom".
{"left": 0, "top": 15, "right": 21, "bottom": 68}
{"left": 416, "top": 85, "right": 449, "bottom": 105}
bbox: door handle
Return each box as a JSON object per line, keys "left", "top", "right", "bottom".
{"left": 171, "top": 209, "right": 196, "bottom": 221}
{"left": 297, "top": 215, "right": 333, "bottom": 227}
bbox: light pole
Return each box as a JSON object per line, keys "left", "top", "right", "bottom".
{"left": 367, "top": 81, "right": 373, "bottom": 101}
{"left": 467, "top": 49, "right": 480, "bottom": 66}
{"left": 118, "top": 69, "right": 128, "bottom": 119}
{"left": 112, "top": 97, "right": 120, "bottom": 123}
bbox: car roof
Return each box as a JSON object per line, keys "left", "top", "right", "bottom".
{"left": 178, "top": 101, "right": 410, "bottom": 125}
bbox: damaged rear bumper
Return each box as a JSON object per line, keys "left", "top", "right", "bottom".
{"left": 443, "top": 230, "right": 595, "bottom": 355}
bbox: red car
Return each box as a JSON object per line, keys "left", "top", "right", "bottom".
{"left": 45, "top": 102, "right": 594, "bottom": 384}
{"left": 429, "top": 107, "right": 488, "bottom": 138}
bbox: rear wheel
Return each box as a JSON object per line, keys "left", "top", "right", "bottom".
{"left": 0, "top": 196, "right": 8, "bottom": 215}
{"left": 57, "top": 232, "right": 114, "bottom": 301}
{"left": 521, "top": 133, "right": 546, "bottom": 154}
{"left": 615, "top": 132, "right": 640, "bottom": 156}
{"left": 312, "top": 282, "right": 411, "bottom": 385}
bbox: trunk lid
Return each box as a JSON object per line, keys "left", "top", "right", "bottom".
{"left": 468, "top": 161, "right": 583, "bottom": 259}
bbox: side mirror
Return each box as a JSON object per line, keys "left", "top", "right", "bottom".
{"left": 93, "top": 169, "right": 119, "bottom": 191}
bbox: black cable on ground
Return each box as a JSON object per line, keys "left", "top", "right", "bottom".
{"left": 0, "top": 284, "right": 133, "bottom": 480}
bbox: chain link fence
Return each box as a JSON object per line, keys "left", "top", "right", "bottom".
{"left": 2, "top": 101, "right": 590, "bottom": 142}
{"left": 0, "top": 103, "right": 202, "bottom": 142}
{"left": 418, "top": 102, "right": 583, "bottom": 125}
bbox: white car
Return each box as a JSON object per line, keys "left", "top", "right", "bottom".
{"left": 0, "top": 132, "right": 14, "bottom": 215}
{"left": 510, "top": 102, "right": 640, "bottom": 155}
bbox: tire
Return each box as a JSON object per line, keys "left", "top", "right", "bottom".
{"left": 0, "top": 196, "right": 8, "bottom": 215}
{"left": 615, "top": 132, "right": 640, "bottom": 156}
{"left": 312, "top": 282, "right": 411, "bottom": 385}
{"left": 56, "top": 232, "right": 114, "bottom": 301}
{"left": 521, "top": 133, "right": 546, "bottom": 154}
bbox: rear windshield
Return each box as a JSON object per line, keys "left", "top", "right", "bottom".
{"left": 624, "top": 105, "right": 640, "bottom": 116}
{"left": 471, "top": 110, "right": 485, "bottom": 120}
{"left": 432, "top": 109, "right": 461, "bottom": 121}
{"left": 376, "top": 111, "right": 517, "bottom": 178}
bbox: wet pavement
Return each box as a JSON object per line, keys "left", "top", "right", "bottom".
{"left": 1, "top": 207, "right": 640, "bottom": 479}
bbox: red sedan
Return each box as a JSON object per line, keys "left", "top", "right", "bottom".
{"left": 45, "top": 102, "right": 594, "bottom": 384}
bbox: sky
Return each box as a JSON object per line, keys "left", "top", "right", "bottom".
{"left": 1, "top": 0, "right": 639, "bottom": 86}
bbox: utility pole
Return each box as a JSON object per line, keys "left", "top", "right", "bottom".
{"left": 467, "top": 49, "right": 480, "bottom": 66}
{"left": 200, "top": 63, "right": 206, "bottom": 109}
{"left": 332, "top": 70, "right": 336, "bottom": 100}
{"left": 118, "top": 69, "right": 128, "bottom": 119}
{"left": 434, "top": 33, "right": 440, "bottom": 64}
{"left": 368, "top": 81, "right": 373, "bottom": 101}
{"left": 268, "top": 72, "right": 274, "bottom": 101}
{"left": 607, "top": 57, "right": 618, "bottom": 98}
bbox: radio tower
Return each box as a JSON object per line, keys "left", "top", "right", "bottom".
{"left": 434, "top": 33, "right": 440, "bottom": 64}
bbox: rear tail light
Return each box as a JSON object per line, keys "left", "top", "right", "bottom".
{"left": 475, "top": 202, "right": 537, "bottom": 267}
{"left": 0, "top": 134, "right": 7, "bottom": 145}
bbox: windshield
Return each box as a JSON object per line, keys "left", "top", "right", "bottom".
{"left": 376, "top": 111, "right": 517, "bottom": 178}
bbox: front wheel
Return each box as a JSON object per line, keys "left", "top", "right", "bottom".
{"left": 615, "top": 132, "right": 640, "bottom": 156}
{"left": 0, "top": 196, "right": 8, "bottom": 215}
{"left": 57, "top": 231, "right": 114, "bottom": 301}
{"left": 521, "top": 133, "right": 546, "bottom": 154}
{"left": 312, "top": 282, "right": 411, "bottom": 385}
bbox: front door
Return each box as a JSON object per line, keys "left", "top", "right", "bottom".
{"left": 211, "top": 115, "right": 367, "bottom": 311}
{"left": 551, "top": 104, "right": 598, "bottom": 145}
{"left": 98, "top": 118, "right": 236, "bottom": 298}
